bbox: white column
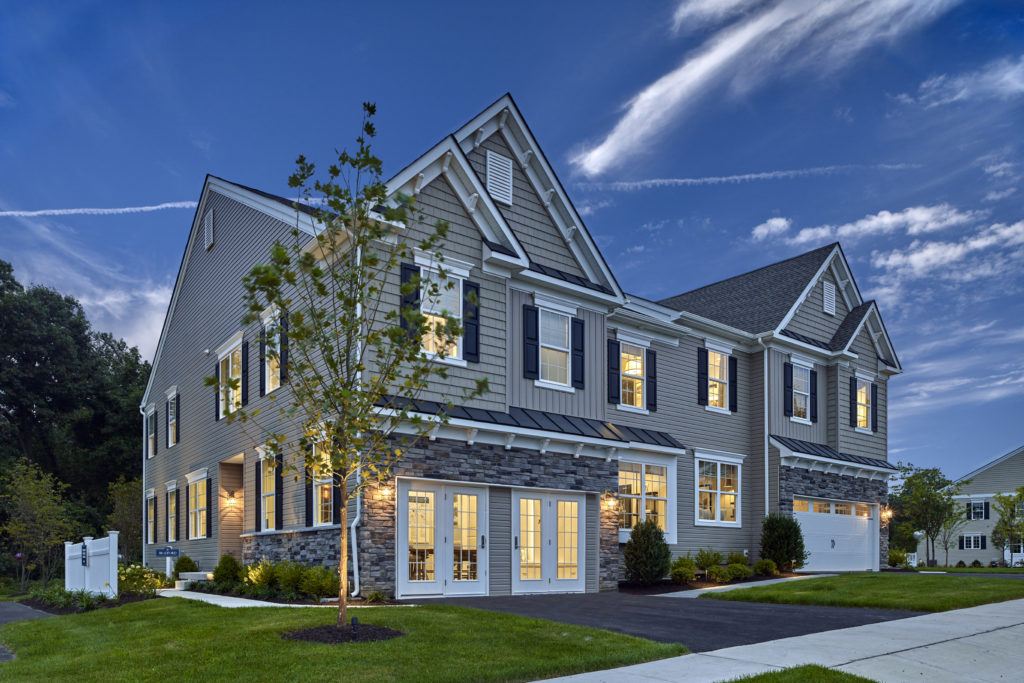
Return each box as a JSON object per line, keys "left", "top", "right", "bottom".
{"left": 107, "top": 531, "right": 119, "bottom": 597}
{"left": 64, "top": 541, "right": 73, "bottom": 592}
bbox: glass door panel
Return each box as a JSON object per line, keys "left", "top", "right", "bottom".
{"left": 446, "top": 488, "right": 488, "bottom": 596}
{"left": 519, "top": 498, "right": 543, "bottom": 581}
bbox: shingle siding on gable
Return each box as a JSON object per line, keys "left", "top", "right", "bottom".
{"left": 960, "top": 450, "right": 1024, "bottom": 494}
{"left": 785, "top": 268, "right": 850, "bottom": 343}
{"left": 837, "top": 327, "right": 887, "bottom": 462}
{"left": 466, "top": 133, "right": 587, "bottom": 278}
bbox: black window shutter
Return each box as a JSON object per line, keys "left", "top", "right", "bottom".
{"left": 606, "top": 339, "right": 620, "bottom": 404}
{"left": 809, "top": 369, "right": 818, "bottom": 423}
{"left": 697, "top": 348, "right": 709, "bottom": 405}
{"left": 175, "top": 488, "right": 180, "bottom": 542}
{"left": 981, "top": 535, "right": 987, "bottom": 550}
{"left": 146, "top": 500, "right": 150, "bottom": 544}
{"left": 849, "top": 376, "right": 857, "bottom": 427}
{"left": 571, "top": 317, "right": 585, "bottom": 389}
{"left": 206, "top": 478, "right": 212, "bottom": 538}
{"left": 154, "top": 495, "right": 159, "bottom": 543}
{"left": 175, "top": 394, "right": 181, "bottom": 443}
{"left": 463, "top": 280, "right": 481, "bottom": 363}
{"left": 959, "top": 535, "right": 964, "bottom": 550}
{"left": 870, "top": 382, "right": 878, "bottom": 432}
{"left": 241, "top": 341, "right": 249, "bottom": 406}
{"left": 185, "top": 486, "right": 190, "bottom": 539}
{"left": 728, "top": 356, "right": 738, "bottom": 413}
{"left": 400, "top": 263, "right": 420, "bottom": 335}
{"left": 783, "top": 362, "right": 794, "bottom": 417}
{"left": 165, "top": 400, "right": 169, "bottom": 447}
{"left": 254, "top": 458, "right": 262, "bottom": 530}
{"left": 214, "top": 361, "right": 220, "bottom": 421}
{"left": 332, "top": 473, "right": 343, "bottom": 524}
{"left": 522, "top": 305, "right": 539, "bottom": 380}
{"left": 985, "top": 502, "right": 990, "bottom": 520}
{"left": 646, "top": 349, "right": 658, "bottom": 412}
{"left": 165, "top": 491, "right": 170, "bottom": 541}
{"left": 305, "top": 468, "right": 313, "bottom": 527}
{"left": 274, "top": 453, "right": 283, "bottom": 531}
{"left": 259, "top": 328, "right": 266, "bottom": 397}
{"left": 966, "top": 502, "right": 972, "bottom": 518}
{"left": 279, "top": 311, "right": 289, "bottom": 383}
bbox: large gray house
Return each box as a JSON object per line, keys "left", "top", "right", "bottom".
{"left": 140, "top": 94, "right": 901, "bottom": 598}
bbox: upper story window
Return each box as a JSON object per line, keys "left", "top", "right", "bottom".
{"left": 792, "top": 365, "right": 810, "bottom": 421}
{"left": 785, "top": 358, "right": 817, "bottom": 424}
{"left": 695, "top": 452, "right": 742, "bottom": 527}
{"left": 146, "top": 408, "right": 156, "bottom": 458}
{"left": 262, "top": 311, "right": 283, "bottom": 395}
{"left": 405, "top": 254, "right": 477, "bottom": 366}
{"left": 708, "top": 351, "right": 728, "bottom": 409}
{"left": 540, "top": 309, "right": 570, "bottom": 385}
{"left": 698, "top": 343, "right": 737, "bottom": 413}
{"left": 217, "top": 334, "right": 243, "bottom": 418}
{"left": 849, "top": 373, "right": 877, "bottom": 433}
{"left": 166, "top": 389, "right": 178, "bottom": 448}
{"left": 420, "top": 266, "right": 463, "bottom": 360}
{"left": 968, "top": 501, "right": 988, "bottom": 520}
{"left": 1016, "top": 501, "right": 1024, "bottom": 518}
{"left": 620, "top": 343, "right": 645, "bottom": 409}
{"left": 524, "top": 297, "right": 583, "bottom": 391}
{"left": 855, "top": 378, "right": 871, "bottom": 430}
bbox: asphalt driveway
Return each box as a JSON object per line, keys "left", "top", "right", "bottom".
{"left": 426, "top": 592, "right": 921, "bottom": 652}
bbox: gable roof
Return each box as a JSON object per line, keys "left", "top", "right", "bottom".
{"left": 956, "top": 444, "right": 1024, "bottom": 484}
{"left": 829, "top": 301, "right": 873, "bottom": 350}
{"left": 658, "top": 243, "right": 837, "bottom": 334}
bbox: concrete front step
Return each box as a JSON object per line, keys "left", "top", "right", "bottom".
{"left": 177, "top": 571, "right": 213, "bottom": 589}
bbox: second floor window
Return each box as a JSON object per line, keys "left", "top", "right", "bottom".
{"left": 969, "top": 501, "right": 987, "bottom": 520}
{"left": 146, "top": 496, "right": 156, "bottom": 544}
{"left": 707, "top": 350, "right": 728, "bottom": 409}
{"left": 219, "top": 344, "right": 242, "bottom": 416}
{"left": 146, "top": 410, "right": 155, "bottom": 458}
{"left": 420, "top": 268, "right": 462, "bottom": 360}
{"left": 855, "top": 378, "right": 871, "bottom": 430}
{"left": 620, "top": 344, "right": 645, "bottom": 409}
{"left": 539, "top": 309, "right": 570, "bottom": 385}
{"left": 792, "top": 366, "right": 810, "bottom": 420}
{"left": 166, "top": 394, "right": 177, "bottom": 447}
{"left": 264, "top": 317, "right": 282, "bottom": 394}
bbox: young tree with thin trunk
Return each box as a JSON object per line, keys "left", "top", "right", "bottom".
{"left": 217, "top": 103, "right": 485, "bottom": 627}
{"left": 937, "top": 506, "right": 968, "bottom": 566}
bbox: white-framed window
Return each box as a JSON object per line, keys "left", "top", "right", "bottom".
{"left": 539, "top": 308, "right": 571, "bottom": 386}
{"left": 314, "top": 467, "right": 333, "bottom": 527}
{"left": 618, "top": 456, "right": 676, "bottom": 543}
{"left": 166, "top": 389, "right": 177, "bottom": 448}
{"left": 188, "top": 475, "right": 207, "bottom": 540}
{"left": 792, "top": 364, "right": 811, "bottom": 422}
{"left": 855, "top": 377, "right": 871, "bottom": 431}
{"left": 696, "top": 452, "right": 742, "bottom": 527}
{"left": 834, "top": 503, "right": 852, "bottom": 515}
{"left": 420, "top": 266, "right": 463, "bottom": 361}
{"left": 1012, "top": 540, "right": 1024, "bottom": 555}
{"left": 620, "top": 343, "right": 646, "bottom": 410}
{"left": 166, "top": 486, "right": 177, "bottom": 543}
{"left": 146, "top": 493, "right": 156, "bottom": 545}
{"left": 813, "top": 500, "right": 831, "bottom": 514}
{"left": 969, "top": 502, "right": 986, "bottom": 520}
{"left": 855, "top": 503, "right": 872, "bottom": 518}
{"left": 259, "top": 450, "right": 276, "bottom": 531}
{"left": 793, "top": 499, "right": 809, "bottom": 512}
{"left": 262, "top": 311, "right": 282, "bottom": 394}
{"left": 146, "top": 408, "right": 155, "bottom": 458}
{"left": 1016, "top": 501, "right": 1024, "bottom": 518}
{"left": 218, "top": 335, "right": 243, "bottom": 417}
{"left": 707, "top": 349, "right": 729, "bottom": 410}
{"left": 963, "top": 534, "right": 982, "bottom": 550}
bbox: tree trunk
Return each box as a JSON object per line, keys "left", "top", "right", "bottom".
{"left": 337, "top": 483, "right": 348, "bottom": 627}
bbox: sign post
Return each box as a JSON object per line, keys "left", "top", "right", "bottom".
{"left": 156, "top": 546, "right": 179, "bottom": 578}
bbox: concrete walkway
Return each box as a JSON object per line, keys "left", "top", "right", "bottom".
{"left": 549, "top": 597, "right": 1024, "bottom": 682}
{"left": 655, "top": 574, "right": 836, "bottom": 598}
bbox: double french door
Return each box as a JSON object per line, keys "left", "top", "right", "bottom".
{"left": 512, "top": 491, "right": 586, "bottom": 593}
{"left": 397, "top": 480, "right": 488, "bottom": 597}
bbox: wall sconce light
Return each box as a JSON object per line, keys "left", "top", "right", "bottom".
{"left": 379, "top": 485, "right": 392, "bottom": 499}
{"left": 226, "top": 490, "right": 238, "bottom": 506}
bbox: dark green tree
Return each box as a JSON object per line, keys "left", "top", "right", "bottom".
{"left": 889, "top": 464, "right": 965, "bottom": 565}
{"left": 622, "top": 518, "right": 671, "bottom": 585}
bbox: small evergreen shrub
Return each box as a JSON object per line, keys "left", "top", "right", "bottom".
{"left": 956, "top": 560, "right": 967, "bottom": 568}
{"left": 669, "top": 555, "right": 696, "bottom": 584}
{"left": 246, "top": 558, "right": 278, "bottom": 588}
{"left": 706, "top": 565, "right": 730, "bottom": 584}
{"left": 753, "top": 558, "right": 778, "bottom": 576}
{"left": 365, "top": 589, "right": 388, "bottom": 604}
{"left": 276, "top": 561, "right": 307, "bottom": 599}
{"left": 726, "top": 563, "right": 754, "bottom": 581}
{"left": 622, "top": 518, "right": 671, "bottom": 586}
{"left": 172, "top": 555, "right": 199, "bottom": 581}
{"left": 212, "top": 554, "right": 244, "bottom": 587}
{"left": 726, "top": 551, "right": 748, "bottom": 566}
{"left": 887, "top": 549, "right": 908, "bottom": 567}
{"left": 300, "top": 565, "right": 340, "bottom": 599}
{"left": 760, "top": 513, "right": 808, "bottom": 571}
{"left": 694, "top": 548, "right": 724, "bottom": 579}
{"left": 118, "top": 563, "right": 165, "bottom": 595}
{"left": 970, "top": 559, "right": 983, "bottom": 568}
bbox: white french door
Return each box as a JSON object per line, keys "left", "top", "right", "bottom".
{"left": 396, "top": 480, "right": 488, "bottom": 598}
{"left": 512, "top": 491, "right": 586, "bottom": 594}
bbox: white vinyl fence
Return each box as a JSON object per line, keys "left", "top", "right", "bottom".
{"left": 906, "top": 552, "right": 918, "bottom": 567}
{"left": 65, "top": 532, "right": 118, "bottom": 598}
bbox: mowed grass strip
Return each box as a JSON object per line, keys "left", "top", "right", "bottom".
{"left": 703, "top": 573, "right": 1024, "bottom": 611}
{"left": 0, "top": 598, "right": 685, "bottom": 682}
{"left": 727, "top": 664, "right": 875, "bottom": 682}
{"left": 919, "top": 567, "right": 1024, "bottom": 574}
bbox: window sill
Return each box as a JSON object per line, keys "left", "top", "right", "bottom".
{"left": 264, "top": 385, "right": 282, "bottom": 396}
{"left": 855, "top": 427, "right": 873, "bottom": 435}
{"left": 534, "top": 380, "right": 575, "bottom": 394}
{"left": 789, "top": 416, "right": 812, "bottom": 426}
{"left": 619, "top": 529, "right": 675, "bottom": 544}
{"left": 705, "top": 405, "right": 731, "bottom": 415}
{"left": 240, "top": 524, "right": 341, "bottom": 538}
{"left": 424, "top": 352, "right": 467, "bottom": 368}
{"left": 187, "top": 536, "right": 208, "bottom": 541}
{"left": 695, "top": 519, "right": 742, "bottom": 529}
{"left": 616, "top": 404, "right": 649, "bottom": 415}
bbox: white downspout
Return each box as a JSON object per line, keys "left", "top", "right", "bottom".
{"left": 139, "top": 404, "right": 147, "bottom": 567}
{"left": 349, "top": 467, "right": 362, "bottom": 597}
{"left": 757, "top": 337, "right": 769, "bottom": 517}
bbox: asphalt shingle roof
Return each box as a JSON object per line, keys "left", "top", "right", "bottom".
{"left": 658, "top": 243, "right": 837, "bottom": 333}
{"left": 829, "top": 301, "right": 873, "bottom": 351}
{"left": 771, "top": 434, "right": 897, "bottom": 470}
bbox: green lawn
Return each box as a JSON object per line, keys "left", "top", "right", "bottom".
{"left": 0, "top": 598, "right": 685, "bottom": 681}
{"left": 920, "top": 567, "right": 1024, "bottom": 574}
{"left": 727, "top": 665, "right": 874, "bottom": 682}
{"left": 703, "top": 573, "right": 1024, "bottom": 611}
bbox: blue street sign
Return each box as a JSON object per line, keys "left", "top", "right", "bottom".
{"left": 155, "top": 547, "right": 180, "bottom": 558}
{"left": 81, "top": 544, "right": 88, "bottom": 567}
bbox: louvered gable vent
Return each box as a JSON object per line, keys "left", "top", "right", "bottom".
{"left": 823, "top": 281, "right": 836, "bottom": 316}
{"left": 486, "top": 150, "right": 513, "bottom": 205}
{"left": 203, "top": 210, "right": 215, "bottom": 250}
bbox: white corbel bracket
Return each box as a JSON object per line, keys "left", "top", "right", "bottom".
{"left": 440, "top": 151, "right": 452, "bottom": 174}
{"left": 467, "top": 192, "right": 480, "bottom": 214}
{"left": 504, "top": 433, "right": 516, "bottom": 451}
{"left": 543, "top": 188, "right": 555, "bottom": 207}
{"left": 498, "top": 109, "right": 509, "bottom": 130}
{"left": 413, "top": 173, "right": 425, "bottom": 195}
{"left": 605, "top": 447, "right": 617, "bottom": 463}
{"left": 466, "top": 427, "right": 478, "bottom": 446}
{"left": 474, "top": 128, "right": 485, "bottom": 150}
{"left": 573, "top": 443, "right": 584, "bottom": 459}
{"left": 520, "top": 149, "right": 533, "bottom": 167}
{"left": 539, "top": 438, "right": 551, "bottom": 455}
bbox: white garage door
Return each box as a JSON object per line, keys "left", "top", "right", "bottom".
{"left": 794, "top": 498, "right": 877, "bottom": 572}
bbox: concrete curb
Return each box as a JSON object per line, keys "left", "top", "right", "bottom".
{"left": 655, "top": 573, "right": 837, "bottom": 598}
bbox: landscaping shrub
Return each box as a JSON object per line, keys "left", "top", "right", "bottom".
{"left": 694, "top": 548, "right": 724, "bottom": 579}
{"left": 956, "top": 560, "right": 967, "bottom": 568}
{"left": 246, "top": 558, "right": 278, "bottom": 588}
{"left": 365, "top": 589, "right": 388, "bottom": 604}
{"left": 753, "top": 558, "right": 778, "bottom": 576}
{"left": 971, "top": 559, "right": 983, "bottom": 568}
{"left": 726, "top": 551, "right": 748, "bottom": 566}
{"left": 888, "top": 549, "right": 908, "bottom": 567}
{"left": 172, "top": 555, "right": 199, "bottom": 581}
{"left": 30, "top": 585, "right": 109, "bottom": 612}
{"left": 118, "top": 563, "right": 165, "bottom": 595}
{"left": 669, "top": 555, "right": 696, "bottom": 584}
{"left": 212, "top": 554, "right": 244, "bottom": 587}
{"left": 622, "top": 518, "right": 671, "bottom": 586}
{"left": 706, "top": 565, "right": 730, "bottom": 584}
{"left": 760, "top": 513, "right": 808, "bottom": 571}
{"left": 989, "top": 560, "right": 1001, "bottom": 568}
{"left": 726, "top": 563, "right": 754, "bottom": 581}
{"left": 299, "top": 565, "right": 340, "bottom": 599}
{"left": 276, "top": 560, "right": 307, "bottom": 599}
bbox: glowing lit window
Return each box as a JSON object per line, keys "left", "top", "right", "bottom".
{"left": 708, "top": 350, "right": 728, "bottom": 409}
{"left": 856, "top": 378, "right": 871, "bottom": 429}
{"left": 620, "top": 343, "right": 646, "bottom": 409}
{"left": 619, "top": 462, "right": 667, "bottom": 531}
{"left": 697, "top": 459, "right": 740, "bottom": 525}
{"left": 420, "top": 268, "right": 462, "bottom": 359}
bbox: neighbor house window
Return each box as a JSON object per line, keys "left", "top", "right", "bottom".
{"left": 963, "top": 534, "right": 982, "bottom": 550}
{"left": 792, "top": 365, "right": 811, "bottom": 421}
{"left": 1012, "top": 540, "right": 1024, "bottom": 554}
{"left": 219, "top": 340, "right": 242, "bottom": 416}
{"left": 166, "top": 392, "right": 177, "bottom": 447}
{"left": 167, "top": 489, "right": 177, "bottom": 542}
{"left": 146, "top": 409, "right": 155, "bottom": 458}
{"left": 707, "top": 350, "right": 728, "bottom": 409}
{"left": 969, "top": 502, "right": 986, "bottom": 520}
{"left": 538, "top": 309, "right": 571, "bottom": 385}
{"left": 855, "top": 378, "right": 871, "bottom": 430}
{"left": 263, "top": 313, "right": 282, "bottom": 394}
{"left": 146, "top": 495, "right": 156, "bottom": 544}
{"left": 619, "top": 462, "right": 667, "bottom": 531}
{"left": 189, "top": 478, "right": 207, "bottom": 539}
{"left": 620, "top": 343, "right": 645, "bottom": 409}
{"left": 697, "top": 457, "right": 741, "bottom": 526}
{"left": 260, "top": 454, "right": 276, "bottom": 531}
{"left": 420, "top": 267, "right": 462, "bottom": 360}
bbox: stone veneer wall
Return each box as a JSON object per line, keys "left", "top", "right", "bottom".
{"left": 778, "top": 465, "right": 889, "bottom": 567}
{"left": 243, "top": 435, "right": 619, "bottom": 597}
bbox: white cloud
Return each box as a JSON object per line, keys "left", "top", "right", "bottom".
{"left": 624, "top": 244, "right": 647, "bottom": 254}
{"left": 787, "top": 204, "right": 984, "bottom": 245}
{"left": 984, "top": 188, "right": 1016, "bottom": 202}
{"left": 576, "top": 198, "right": 615, "bottom": 216}
{"left": 577, "top": 163, "right": 917, "bottom": 191}
{"left": 984, "top": 161, "right": 1016, "bottom": 178}
{"left": 870, "top": 220, "right": 1024, "bottom": 279}
{"left": 895, "top": 365, "right": 1024, "bottom": 416}
{"left": 0, "top": 201, "right": 197, "bottom": 218}
{"left": 672, "top": 0, "right": 757, "bottom": 34}
{"left": 572, "top": 0, "right": 961, "bottom": 176}
{"left": 751, "top": 216, "right": 791, "bottom": 241}
{"left": 913, "top": 54, "right": 1024, "bottom": 107}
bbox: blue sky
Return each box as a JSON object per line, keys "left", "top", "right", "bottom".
{"left": 1, "top": 0, "right": 1022, "bottom": 478}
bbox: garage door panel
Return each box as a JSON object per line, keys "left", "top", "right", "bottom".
{"left": 794, "top": 498, "right": 875, "bottom": 572}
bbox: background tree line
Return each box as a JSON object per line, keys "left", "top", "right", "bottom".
{"left": 0, "top": 260, "right": 148, "bottom": 585}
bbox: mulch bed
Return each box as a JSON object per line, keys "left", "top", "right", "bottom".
{"left": 19, "top": 592, "right": 157, "bottom": 616}
{"left": 619, "top": 573, "right": 802, "bottom": 595}
{"left": 282, "top": 623, "right": 404, "bottom": 644}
